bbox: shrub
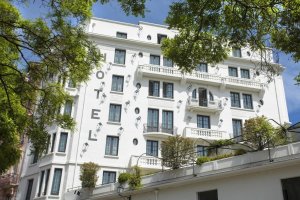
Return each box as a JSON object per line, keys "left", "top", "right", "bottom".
{"left": 196, "top": 153, "right": 234, "bottom": 166}
{"left": 196, "top": 156, "right": 211, "bottom": 165}
{"left": 80, "top": 162, "right": 100, "bottom": 189}
{"left": 128, "top": 166, "right": 142, "bottom": 190}
{"left": 161, "top": 135, "right": 194, "bottom": 169}
{"left": 234, "top": 148, "right": 247, "bottom": 156}
{"left": 118, "top": 172, "right": 131, "bottom": 185}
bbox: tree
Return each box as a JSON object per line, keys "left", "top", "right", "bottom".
{"left": 80, "top": 162, "right": 100, "bottom": 189}
{"left": 161, "top": 135, "right": 194, "bottom": 169}
{"left": 162, "top": 0, "right": 300, "bottom": 83}
{"left": 0, "top": 0, "right": 146, "bottom": 173}
{"left": 243, "top": 116, "right": 286, "bottom": 150}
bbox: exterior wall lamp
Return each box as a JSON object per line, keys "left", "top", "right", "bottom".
{"left": 118, "top": 127, "right": 124, "bottom": 136}
{"left": 99, "top": 82, "right": 105, "bottom": 92}
{"left": 177, "top": 100, "right": 183, "bottom": 109}
{"left": 96, "top": 122, "right": 102, "bottom": 132}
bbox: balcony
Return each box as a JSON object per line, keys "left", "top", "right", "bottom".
{"left": 137, "top": 64, "right": 182, "bottom": 81}
{"left": 184, "top": 127, "right": 225, "bottom": 140}
{"left": 187, "top": 98, "right": 223, "bottom": 113}
{"left": 130, "top": 155, "right": 164, "bottom": 173}
{"left": 143, "top": 123, "right": 177, "bottom": 138}
{"left": 0, "top": 173, "right": 19, "bottom": 189}
{"left": 137, "top": 64, "right": 265, "bottom": 92}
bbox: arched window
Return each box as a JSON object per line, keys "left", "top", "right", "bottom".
{"left": 192, "top": 89, "right": 197, "bottom": 99}
{"left": 209, "top": 91, "right": 214, "bottom": 101}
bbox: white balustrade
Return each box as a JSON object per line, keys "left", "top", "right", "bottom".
{"left": 184, "top": 127, "right": 224, "bottom": 140}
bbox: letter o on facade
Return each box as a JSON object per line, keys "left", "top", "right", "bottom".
{"left": 96, "top": 71, "right": 104, "bottom": 79}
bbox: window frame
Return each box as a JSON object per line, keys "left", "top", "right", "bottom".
{"left": 116, "top": 32, "right": 127, "bottom": 39}
{"left": 58, "top": 132, "right": 68, "bottom": 153}
{"left": 162, "top": 110, "right": 174, "bottom": 134}
{"left": 232, "top": 119, "right": 243, "bottom": 138}
{"left": 163, "top": 57, "right": 173, "bottom": 67}
{"left": 196, "top": 63, "right": 208, "bottom": 72}
{"left": 150, "top": 54, "right": 160, "bottom": 65}
{"left": 198, "top": 189, "right": 218, "bottom": 200}
{"left": 63, "top": 100, "right": 73, "bottom": 116}
{"left": 38, "top": 170, "right": 45, "bottom": 197}
{"left": 197, "top": 115, "right": 211, "bottom": 129}
{"left": 242, "top": 93, "right": 253, "bottom": 109}
{"left": 232, "top": 47, "right": 242, "bottom": 57}
{"left": 108, "top": 104, "right": 122, "bottom": 122}
{"left": 146, "top": 140, "right": 158, "bottom": 156}
{"left": 25, "top": 179, "right": 34, "bottom": 200}
{"left": 157, "top": 34, "right": 167, "bottom": 44}
{"left": 230, "top": 92, "right": 241, "bottom": 108}
{"left": 147, "top": 108, "right": 159, "bottom": 132}
{"left": 163, "top": 82, "right": 174, "bottom": 99}
{"left": 149, "top": 80, "right": 160, "bottom": 97}
{"left": 196, "top": 145, "right": 208, "bottom": 157}
{"left": 228, "top": 66, "right": 238, "bottom": 77}
{"left": 51, "top": 168, "right": 63, "bottom": 195}
{"left": 241, "top": 68, "right": 250, "bottom": 79}
{"left": 114, "top": 49, "right": 126, "bottom": 65}
{"left": 102, "top": 171, "right": 117, "bottom": 185}
{"left": 111, "top": 75, "right": 124, "bottom": 92}
{"left": 105, "top": 136, "right": 119, "bottom": 156}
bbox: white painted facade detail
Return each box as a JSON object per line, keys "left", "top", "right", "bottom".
{"left": 17, "top": 18, "right": 290, "bottom": 200}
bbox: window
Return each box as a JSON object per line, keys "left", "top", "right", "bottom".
{"left": 157, "top": 34, "right": 167, "bottom": 44}
{"left": 230, "top": 92, "right": 241, "bottom": 108}
{"left": 146, "top": 140, "right": 158, "bottom": 156}
{"left": 232, "top": 47, "right": 241, "bottom": 57}
{"left": 51, "top": 168, "right": 62, "bottom": 195}
{"left": 232, "top": 119, "right": 242, "bottom": 139}
{"left": 102, "top": 171, "right": 116, "bottom": 184}
{"left": 38, "top": 171, "right": 45, "bottom": 197}
{"left": 228, "top": 67, "right": 238, "bottom": 77}
{"left": 163, "top": 82, "right": 174, "bottom": 98}
{"left": 111, "top": 75, "right": 124, "bottom": 92}
{"left": 241, "top": 69, "right": 250, "bottom": 79}
{"left": 46, "top": 135, "right": 51, "bottom": 154}
{"left": 114, "top": 49, "right": 126, "bottom": 64}
{"left": 198, "top": 189, "right": 218, "bottom": 200}
{"left": 147, "top": 109, "right": 159, "bottom": 132}
{"left": 25, "top": 179, "right": 34, "bottom": 200}
{"left": 197, "top": 145, "right": 208, "bottom": 157}
{"left": 163, "top": 57, "right": 173, "bottom": 67}
{"left": 196, "top": 63, "right": 208, "bottom": 72}
{"left": 68, "top": 79, "right": 76, "bottom": 88}
{"left": 108, "top": 104, "right": 122, "bottom": 122}
{"left": 209, "top": 91, "right": 214, "bottom": 101}
{"left": 51, "top": 133, "right": 56, "bottom": 152}
{"left": 64, "top": 100, "right": 72, "bottom": 116}
{"left": 243, "top": 94, "right": 253, "bottom": 109}
{"left": 192, "top": 89, "right": 197, "bottom": 99}
{"left": 116, "top": 32, "right": 127, "bottom": 39}
{"left": 58, "top": 132, "right": 68, "bottom": 152}
{"left": 281, "top": 176, "right": 300, "bottom": 200}
{"left": 150, "top": 54, "right": 160, "bottom": 65}
{"left": 162, "top": 110, "right": 173, "bottom": 134}
{"left": 105, "top": 136, "right": 119, "bottom": 156}
{"left": 32, "top": 150, "right": 39, "bottom": 164}
{"left": 197, "top": 115, "right": 211, "bottom": 129}
{"left": 149, "top": 80, "right": 160, "bottom": 97}
{"left": 44, "top": 169, "right": 50, "bottom": 195}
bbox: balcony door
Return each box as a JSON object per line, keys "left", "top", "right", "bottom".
{"left": 198, "top": 88, "right": 208, "bottom": 107}
{"left": 147, "top": 109, "right": 159, "bottom": 132}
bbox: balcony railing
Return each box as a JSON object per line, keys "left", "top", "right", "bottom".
{"left": 187, "top": 97, "right": 223, "bottom": 113}
{"left": 143, "top": 123, "right": 177, "bottom": 136}
{"left": 137, "top": 64, "right": 265, "bottom": 92}
{"left": 130, "top": 155, "right": 163, "bottom": 171}
{"left": 184, "top": 127, "right": 225, "bottom": 140}
{"left": 0, "top": 173, "right": 19, "bottom": 188}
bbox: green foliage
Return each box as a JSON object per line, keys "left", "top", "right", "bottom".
{"left": 128, "top": 166, "right": 142, "bottom": 190}
{"left": 196, "top": 153, "right": 234, "bottom": 166}
{"left": 243, "top": 116, "right": 287, "bottom": 150}
{"left": 0, "top": 0, "right": 146, "bottom": 172}
{"left": 118, "top": 172, "right": 131, "bottom": 185}
{"left": 80, "top": 162, "right": 100, "bottom": 189}
{"left": 209, "top": 139, "right": 235, "bottom": 147}
{"left": 162, "top": 0, "right": 300, "bottom": 83}
{"left": 161, "top": 135, "right": 194, "bottom": 169}
{"left": 234, "top": 148, "right": 247, "bottom": 156}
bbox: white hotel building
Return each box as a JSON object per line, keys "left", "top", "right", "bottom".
{"left": 17, "top": 18, "right": 292, "bottom": 200}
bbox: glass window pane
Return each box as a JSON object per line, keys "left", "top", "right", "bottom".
{"left": 232, "top": 119, "right": 242, "bottom": 138}
{"left": 230, "top": 92, "right": 240, "bottom": 107}
{"left": 114, "top": 49, "right": 126, "bottom": 64}
{"left": 162, "top": 111, "right": 173, "bottom": 134}
{"left": 116, "top": 32, "right": 127, "bottom": 39}
{"left": 105, "top": 136, "right": 119, "bottom": 156}
{"left": 149, "top": 81, "right": 160, "bottom": 97}
{"left": 163, "top": 57, "right": 173, "bottom": 67}
{"left": 25, "top": 179, "right": 34, "bottom": 200}
{"left": 241, "top": 69, "right": 250, "bottom": 79}
{"left": 102, "top": 171, "right": 116, "bottom": 184}
{"left": 51, "top": 168, "right": 62, "bottom": 195}
{"left": 58, "top": 132, "right": 68, "bottom": 152}
{"left": 64, "top": 100, "right": 72, "bottom": 116}
{"left": 243, "top": 94, "right": 253, "bottom": 109}
{"left": 163, "top": 82, "right": 173, "bottom": 98}
{"left": 146, "top": 140, "right": 158, "bottom": 156}
{"left": 108, "top": 104, "right": 122, "bottom": 122}
{"left": 150, "top": 55, "right": 160, "bottom": 65}
{"left": 197, "top": 115, "right": 210, "bottom": 129}
{"left": 232, "top": 47, "right": 241, "bottom": 57}
{"left": 196, "top": 63, "right": 208, "bottom": 72}
{"left": 228, "top": 67, "right": 238, "bottom": 77}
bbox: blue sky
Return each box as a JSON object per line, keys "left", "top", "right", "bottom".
{"left": 18, "top": 0, "right": 300, "bottom": 124}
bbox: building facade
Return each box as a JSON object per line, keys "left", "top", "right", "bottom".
{"left": 17, "top": 18, "right": 289, "bottom": 200}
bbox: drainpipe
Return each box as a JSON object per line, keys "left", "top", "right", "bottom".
{"left": 72, "top": 84, "right": 88, "bottom": 188}
{"left": 154, "top": 189, "right": 159, "bottom": 200}
{"left": 273, "top": 78, "right": 282, "bottom": 124}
